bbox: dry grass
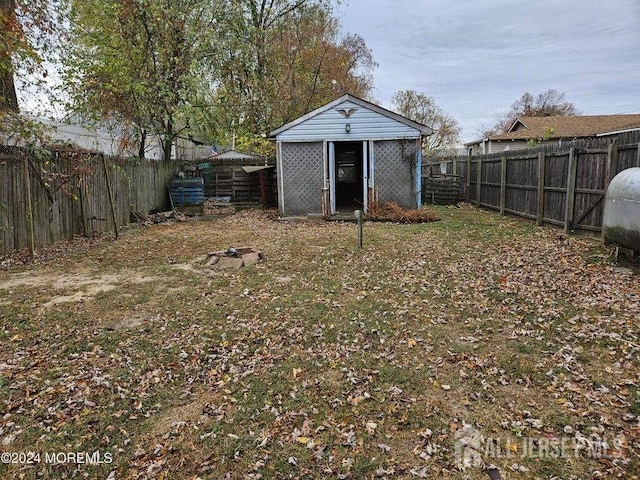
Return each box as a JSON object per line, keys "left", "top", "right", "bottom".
{"left": 367, "top": 201, "right": 439, "bottom": 223}
{"left": 0, "top": 206, "right": 638, "bottom": 480}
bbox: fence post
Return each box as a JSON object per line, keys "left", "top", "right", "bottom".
{"left": 564, "top": 148, "right": 577, "bottom": 233}
{"left": 602, "top": 143, "right": 619, "bottom": 242}
{"left": 604, "top": 143, "right": 619, "bottom": 195}
{"left": 82, "top": 174, "right": 95, "bottom": 239}
{"left": 536, "top": 152, "right": 546, "bottom": 226}
{"left": 102, "top": 155, "right": 119, "bottom": 239}
{"left": 466, "top": 156, "right": 471, "bottom": 202}
{"left": 475, "top": 157, "right": 482, "bottom": 207}
{"left": 636, "top": 143, "right": 640, "bottom": 167}
{"left": 499, "top": 156, "right": 507, "bottom": 215}
{"left": 23, "top": 159, "right": 35, "bottom": 259}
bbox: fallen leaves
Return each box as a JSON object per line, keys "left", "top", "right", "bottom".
{"left": 367, "top": 201, "right": 439, "bottom": 223}
{"left": 0, "top": 206, "right": 638, "bottom": 479}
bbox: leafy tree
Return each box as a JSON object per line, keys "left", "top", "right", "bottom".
{"left": 63, "top": 0, "right": 147, "bottom": 156}
{"left": 234, "top": 133, "right": 273, "bottom": 158}
{"left": 391, "top": 89, "right": 461, "bottom": 158}
{"left": 212, "top": 0, "right": 375, "bottom": 142}
{"left": 484, "top": 89, "right": 581, "bottom": 135}
{"left": 63, "top": 0, "right": 220, "bottom": 161}
{"left": 266, "top": 5, "right": 375, "bottom": 123}
{"left": 526, "top": 126, "right": 554, "bottom": 147}
{"left": 1, "top": 0, "right": 61, "bottom": 112}
{"left": 62, "top": 0, "right": 375, "bottom": 159}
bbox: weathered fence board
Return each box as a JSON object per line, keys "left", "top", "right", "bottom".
{"left": 201, "top": 164, "right": 276, "bottom": 204}
{"left": 0, "top": 148, "right": 179, "bottom": 256}
{"left": 424, "top": 130, "right": 640, "bottom": 233}
{"left": 421, "top": 174, "right": 462, "bottom": 205}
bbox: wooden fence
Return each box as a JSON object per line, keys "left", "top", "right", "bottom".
{"left": 426, "top": 131, "right": 640, "bottom": 233}
{"left": 202, "top": 166, "right": 277, "bottom": 204}
{"left": 421, "top": 173, "right": 463, "bottom": 205}
{"left": 0, "top": 147, "right": 180, "bottom": 256}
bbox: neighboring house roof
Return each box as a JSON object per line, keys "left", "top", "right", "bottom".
{"left": 491, "top": 114, "right": 640, "bottom": 141}
{"left": 269, "top": 93, "right": 434, "bottom": 138}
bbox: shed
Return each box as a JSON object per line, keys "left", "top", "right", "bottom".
{"left": 269, "top": 94, "right": 433, "bottom": 216}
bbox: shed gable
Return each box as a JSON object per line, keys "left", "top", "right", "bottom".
{"left": 275, "top": 100, "right": 422, "bottom": 142}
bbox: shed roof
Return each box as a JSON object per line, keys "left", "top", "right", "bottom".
{"left": 491, "top": 114, "right": 640, "bottom": 140}
{"left": 213, "top": 149, "right": 265, "bottom": 160}
{"left": 269, "top": 94, "right": 434, "bottom": 138}
{"left": 241, "top": 165, "right": 275, "bottom": 173}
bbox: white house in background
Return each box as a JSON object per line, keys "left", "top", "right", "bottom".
{"left": 34, "top": 118, "right": 211, "bottom": 160}
{"left": 466, "top": 114, "right": 640, "bottom": 154}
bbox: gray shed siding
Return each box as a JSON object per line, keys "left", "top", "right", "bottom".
{"left": 277, "top": 100, "right": 421, "bottom": 142}
{"left": 279, "top": 142, "right": 324, "bottom": 215}
{"left": 374, "top": 140, "right": 417, "bottom": 209}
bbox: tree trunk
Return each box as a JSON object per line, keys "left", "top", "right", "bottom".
{"left": 162, "top": 117, "right": 173, "bottom": 162}
{"left": 0, "top": 0, "right": 19, "bottom": 112}
{"left": 163, "top": 136, "right": 172, "bottom": 162}
{"left": 0, "top": 69, "right": 19, "bottom": 112}
{"left": 138, "top": 129, "right": 147, "bottom": 159}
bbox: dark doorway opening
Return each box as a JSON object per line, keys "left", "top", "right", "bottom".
{"left": 334, "top": 141, "right": 363, "bottom": 211}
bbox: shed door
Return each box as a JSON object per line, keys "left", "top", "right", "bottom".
{"left": 329, "top": 142, "right": 336, "bottom": 214}
{"left": 330, "top": 141, "right": 370, "bottom": 214}
{"left": 362, "top": 141, "right": 368, "bottom": 213}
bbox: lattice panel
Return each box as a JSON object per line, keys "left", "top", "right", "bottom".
{"left": 374, "top": 140, "right": 416, "bottom": 208}
{"left": 281, "top": 142, "right": 324, "bottom": 215}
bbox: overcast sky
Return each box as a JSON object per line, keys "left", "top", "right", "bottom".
{"left": 336, "top": 0, "right": 640, "bottom": 142}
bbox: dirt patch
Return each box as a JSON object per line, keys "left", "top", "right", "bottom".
{"left": 126, "top": 274, "right": 160, "bottom": 284}
{"left": 0, "top": 271, "right": 155, "bottom": 290}
{"left": 148, "top": 392, "right": 224, "bottom": 438}
{"left": 164, "top": 287, "right": 188, "bottom": 294}
{"left": 114, "top": 316, "right": 145, "bottom": 330}
{"left": 170, "top": 263, "right": 200, "bottom": 273}
{"left": 322, "top": 368, "right": 342, "bottom": 387}
{"left": 0, "top": 272, "right": 81, "bottom": 290}
{"left": 0, "top": 270, "right": 158, "bottom": 307}
{"left": 100, "top": 311, "right": 161, "bottom": 331}
{"left": 43, "top": 283, "right": 118, "bottom": 307}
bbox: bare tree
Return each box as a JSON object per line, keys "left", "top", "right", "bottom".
{"left": 483, "top": 89, "right": 581, "bottom": 136}
{"left": 391, "top": 90, "right": 461, "bottom": 158}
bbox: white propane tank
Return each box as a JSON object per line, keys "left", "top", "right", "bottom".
{"left": 603, "top": 167, "right": 640, "bottom": 253}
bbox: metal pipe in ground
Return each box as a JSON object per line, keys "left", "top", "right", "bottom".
{"left": 354, "top": 209, "right": 363, "bottom": 248}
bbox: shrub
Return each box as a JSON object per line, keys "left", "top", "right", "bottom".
{"left": 367, "top": 201, "right": 438, "bottom": 223}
